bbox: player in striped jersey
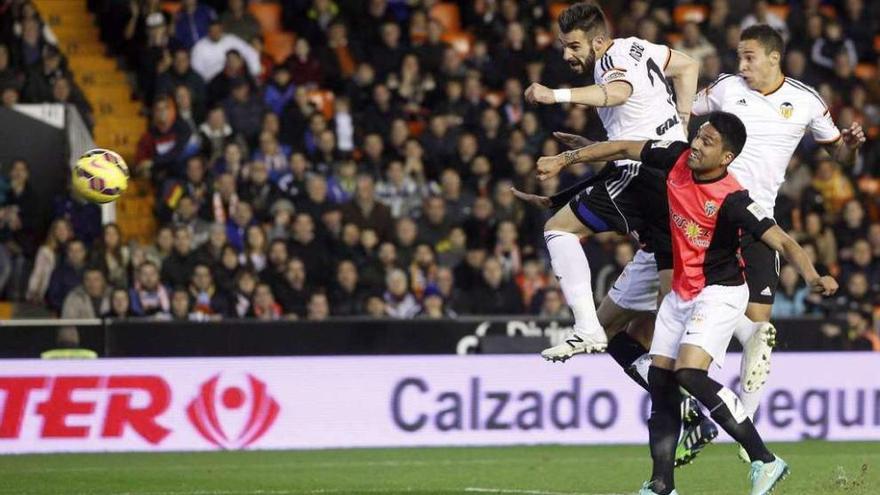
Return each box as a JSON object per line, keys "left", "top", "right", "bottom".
{"left": 522, "top": 3, "right": 700, "bottom": 367}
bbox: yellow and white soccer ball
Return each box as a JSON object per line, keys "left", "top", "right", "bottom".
{"left": 71, "top": 148, "right": 129, "bottom": 203}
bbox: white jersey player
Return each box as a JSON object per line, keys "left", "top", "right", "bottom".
{"left": 690, "top": 24, "right": 865, "bottom": 462}
{"left": 518, "top": 3, "right": 699, "bottom": 363}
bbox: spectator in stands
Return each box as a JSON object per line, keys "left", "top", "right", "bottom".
{"left": 199, "top": 107, "right": 237, "bottom": 164}
{"left": 173, "top": 0, "right": 217, "bottom": 50}
{"left": 228, "top": 267, "right": 254, "bottom": 317}
{"left": 161, "top": 225, "right": 198, "bottom": 288}
{"left": 383, "top": 268, "right": 419, "bottom": 318}
{"left": 210, "top": 245, "right": 237, "bottom": 294}
{"left": 329, "top": 259, "right": 364, "bottom": 316}
{"left": 341, "top": 174, "right": 394, "bottom": 242}
{"left": 173, "top": 84, "right": 203, "bottom": 140}
{"left": 194, "top": 222, "right": 227, "bottom": 266}
{"left": 46, "top": 239, "right": 88, "bottom": 312}
{"left": 221, "top": 0, "right": 260, "bottom": 44}
{"left": 239, "top": 161, "right": 279, "bottom": 222}
{"left": 835, "top": 199, "right": 869, "bottom": 258}
{"left": 61, "top": 267, "right": 111, "bottom": 319}
{"left": 169, "top": 287, "right": 193, "bottom": 320}
{"left": 259, "top": 238, "right": 288, "bottom": 290}
{"left": 225, "top": 200, "right": 253, "bottom": 251}
{"left": 539, "top": 288, "right": 572, "bottom": 319}
{"left": 206, "top": 48, "right": 252, "bottom": 106}
{"left": 146, "top": 225, "right": 175, "bottom": 265}
{"left": 275, "top": 257, "right": 309, "bottom": 317}
{"left": 674, "top": 21, "right": 717, "bottom": 66}
{"left": 287, "top": 211, "right": 330, "bottom": 286}
{"left": 286, "top": 38, "right": 322, "bottom": 88}
{"left": 772, "top": 264, "right": 809, "bottom": 318}
{"left": 90, "top": 223, "right": 130, "bottom": 289}
{"left": 303, "top": 291, "right": 328, "bottom": 321}
{"left": 26, "top": 218, "right": 71, "bottom": 304}
{"left": 129, "top": 260, "right": 170, "bottom": 317}
{"left": 191, "top": 19, "right": 259, "bottom": 82}
{"left": 250, "top": 282, "right": 280, "bottom": 320}
{"left": 741, "top": 0, "right": 788, "bottom": 40}
{"left": 222, "top": 77, "right": 266, "bottom": 145}
{"left": 172, "top": 195, "right": 211, "bottom": 248}
{"left": 136, "top": 94, "right": 194, "bottom": 184}
{"left": 252, "top": 132, "right": 288, "bottom": 180}
{"left": 104, "top": 288, "right": 133, "bottom": 319}
{"left": 811, "top": 18, "right": 858, "bottom": 73}
{"left": 136, "top": 12, "right": 171, "bottom": 103}
{"left": 188, "top": 262, "right": 230, "bottom": 317}
{"left": 417, "top": 195, "right": 452, "bottom": 248}
{"left": 263, "top": 65, "right": 295, "bottom": 115}
{"left": 416, "top": 284, "right": 456, "bottom": 319}
{"left": 211, "top": 172, "right": 239, "bottom": 223}
{"left": 157, "top": 47, "right": 206, "bottom": 114}
{"left": 466, "top": 256, "right": 523, "bottom": 315}
{"left": 841, "top": 239, "right": 880, "bottom": 289}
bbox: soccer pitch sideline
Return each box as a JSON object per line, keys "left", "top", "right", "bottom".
{"left": 0, "top": 442, "right": 877, "bottom": 495}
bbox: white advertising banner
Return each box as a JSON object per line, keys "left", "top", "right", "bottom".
{"left": 0, "top": 353, "right": 878, "bottom": 454}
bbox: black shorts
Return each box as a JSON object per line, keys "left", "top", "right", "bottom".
{"left": 568, "top": 178, "right": 644, "bottom": 236}
{"left": 740, "top": 231, "right": 780, "bottom": 304}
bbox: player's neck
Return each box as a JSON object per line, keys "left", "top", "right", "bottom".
{"left": 756, "top": 71, "right": 785, "bottom": 96}
{"left": 692, "top": 168, "right": 727, "bottom": 183}
{"left": 595, "top": 39, "right": 614, "bottom": 58}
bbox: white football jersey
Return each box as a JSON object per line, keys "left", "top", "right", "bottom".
{"left": 594, "top": 37, "right": 686, "bottom": 143}
{"left": 692, "top": 74, "right": 841, "bottom": 215}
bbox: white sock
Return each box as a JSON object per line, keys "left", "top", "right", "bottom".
{"left": 545, "top": 230, "right": 602, "bottom": 333}
{"left": 739, "top": 387, "right": 762, "bottom": 419}
{"left": 734, "top": 316, "right": 770, "bottom": 418}
{"left": 733, "top": 315, "right": 761, "bottom": 345}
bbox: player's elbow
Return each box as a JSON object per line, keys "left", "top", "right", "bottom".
{"left": 606, "top": 82, "right": 633, "bottom": 107}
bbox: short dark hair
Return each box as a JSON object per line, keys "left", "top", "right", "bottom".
{"left": 558, "top": 3, "right": 607, "bottom": 35}
{"left": 707, "top": 111, "right": 747, "bottom": 157}
{"left": 740, "top": 24, "right": 784, "bottom": 58}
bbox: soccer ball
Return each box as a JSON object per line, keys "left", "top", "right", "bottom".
{"left": 71, "top": 148, "right": 129, "bottom": 203}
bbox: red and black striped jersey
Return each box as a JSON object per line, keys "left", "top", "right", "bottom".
{"left": 639, "top": 141, "right": 777, "bottom": 300}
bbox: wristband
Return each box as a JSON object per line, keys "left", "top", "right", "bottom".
{"left": 552, "top": 88, "right": 572, "bottom": 103}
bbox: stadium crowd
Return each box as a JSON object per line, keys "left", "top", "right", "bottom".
{"left": 0, "top": 0, "right": 878, "bottom": 348}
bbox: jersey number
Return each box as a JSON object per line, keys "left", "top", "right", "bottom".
{"left": 646, "top": 58, "right": 675, "bottom": 107}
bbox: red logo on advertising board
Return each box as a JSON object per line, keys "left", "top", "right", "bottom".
{"left": 0, "top": 376, "right": 171, "bottom": 443}
{"left": 186, "top": 374, "right": 279, "bottom": 449}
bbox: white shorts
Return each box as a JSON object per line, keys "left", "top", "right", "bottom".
{"left": 649, "top": 284, "right": 749, "bottom": 369}
{"left": 608, "top": 249, "right": 660, "bottom": 312}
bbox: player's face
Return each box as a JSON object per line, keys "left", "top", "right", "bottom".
{"left": 559, "top": 30, "right": 595, "bottom": 74}
{"left": 737, "top": 39, "right": 778, "bottom": 90}
{"left": 688, "top": 123, "right": 734, "bottom": 172}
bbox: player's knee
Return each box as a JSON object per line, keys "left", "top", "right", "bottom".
{"left": 674, "top": 368, "right": 708, "bottom": 395}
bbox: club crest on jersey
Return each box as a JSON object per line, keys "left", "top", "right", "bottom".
{"left": 704, "top": 200, "right": 718, "bottom": 217}
{"left": 780, "top": 102, "right": 794, "bottom": 119}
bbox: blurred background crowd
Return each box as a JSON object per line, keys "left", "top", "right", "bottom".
{"left": 0, "top": 0, "right": 878, "bottom": 348}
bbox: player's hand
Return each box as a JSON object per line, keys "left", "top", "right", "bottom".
{"left": 510, "top": 187, "right": 551, "bottom": 209}
{"left": 536, "top": 154, "right": 566, "bottom": 181}
{"left": 841, "top": 122, "right": 866, "bottom": 149}
{"left": 553, "top": 131, "right": 594, "bottom": 150}
{"left": 524, "top": 83, "right": 555, "bottom": 105}
{"left": 808, "top": 275, "right": 838, "bottom": 296}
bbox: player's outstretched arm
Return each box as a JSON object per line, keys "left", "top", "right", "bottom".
{"left": 535, "top": 140, "right": 645, "bottom": 181}
{"left": 760, "top": 225, "right": 839, "bottom": 296}
{"left": 823, "top": 122, "right": 867, "bottom": 166}
{"left": 524, "top": 81, "right": 632, "bottom": 107}
{"left": 663, "top": 49, "right": 699, "bottom": 128}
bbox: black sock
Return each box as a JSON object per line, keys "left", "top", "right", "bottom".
{"left": 647, "top": 366, "right": 680, "bottom": 495}
{"left": 675, "top": 368, "right": 774, "bottom": 463}
{"left": 608, "top": 332, "right": 649, "bottom": 390}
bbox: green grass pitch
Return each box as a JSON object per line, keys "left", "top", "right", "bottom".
{"left": 1, "top": 441, "right": 878, "bottom": 494}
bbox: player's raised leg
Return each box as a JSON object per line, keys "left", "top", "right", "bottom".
{"left": 541, "top": 204, "right": 607, "bottom": 361}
